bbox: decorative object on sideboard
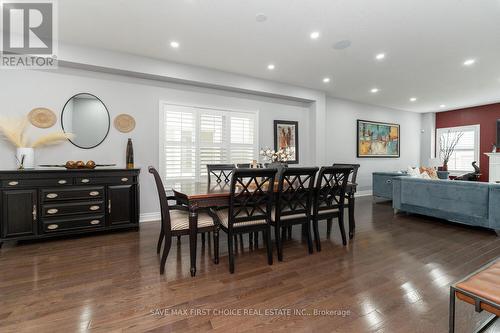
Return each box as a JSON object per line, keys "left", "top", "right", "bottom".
{"left": 357, "top": 119, "right": 400, "bottom": 158}
{"left": 0, "top": 116, "right": 73, "bottom": 169}
{"left": 273, "top": 120, "right": 299, "bottom": 163}
{"left": 38, "top": 162, "right": 116, "bottom": 169}
{"left": 114, "top": 114, "right": 136, "bottom": 133}
{"left": 126, "top": 138, "right": 134, "bottom": 169}
{"left": 438, "top": 130, "right": 464, "bottom": 171}
{"left": 28, "top": 107, "right": 57, "bottom": 128}
{"left": 260, "top": 146, "right": 291, "bottom": 176}
{"left": 61, "top": 93, "right": 110, "bottom": 149}
{"left": 492, "top": 143, "right": 497, "bottom": 153}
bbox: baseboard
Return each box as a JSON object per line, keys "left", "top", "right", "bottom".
{"left": 355, "top": 190, "right": 373, "bottom": 197}
{"left": 140, "top": 212, "right": 161, "bottom": 223}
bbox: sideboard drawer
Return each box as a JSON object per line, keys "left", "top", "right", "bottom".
{"left": 75, "top": 176, "right": 133, "bottom": 185}
{"left": 2, "top": 178, "right": 72, "bottom": 188}
{"left": 42, "top": 215, "right": 105, "bottom": 233}
{"left": 41, "top": 186, "right": 104, "bottom": 202}
{"left": 42, "top": 201, "right": 104, "bottom": 217}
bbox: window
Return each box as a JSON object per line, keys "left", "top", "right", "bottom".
{"left": 160, "top": 102, "right": 258, "bottom": 181}
{"left": 436, "top": 125, "right": 480, "bottom": 173}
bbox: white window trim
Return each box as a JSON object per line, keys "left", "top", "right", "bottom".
{"left": 159, "top": 101, "right": 260, "bottom": 183}
{"left": 436, "top": 124, "right": 480, "bottom": 174}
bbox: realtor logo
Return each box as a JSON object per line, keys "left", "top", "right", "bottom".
{"left": 1, "top": 0, "right": 58, "bottom": 69}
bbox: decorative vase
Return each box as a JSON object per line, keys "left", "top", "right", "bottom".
{"left": 16, "top": 147, "right": 35, "bottom": 169}
{"left": 126, "top": 138, "right": 134, "bottom": 169}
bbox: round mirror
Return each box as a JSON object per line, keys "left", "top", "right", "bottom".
{"left": 61, "top": 93, "right": 110, "bottom": 149}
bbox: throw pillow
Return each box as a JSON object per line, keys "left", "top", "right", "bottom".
{"left": 420, "top": 167, "right": 438, "bottom": 179}
{"left": 407, "top": 166, "right": 421, "bottom": 178}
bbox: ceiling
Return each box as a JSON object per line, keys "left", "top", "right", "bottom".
{"left": 58, "top": 0, "right": 500, "bottom": 113}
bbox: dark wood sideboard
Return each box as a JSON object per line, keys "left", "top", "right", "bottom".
{"left": 0, "top": 168, "right": 140, "bottom": 247}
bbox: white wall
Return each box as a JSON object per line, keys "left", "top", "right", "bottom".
{"left": 326, "top": 97, "right": 422, "bottom": 192}
{"left": 420, "top": 112, "right": 436, "bottom": 165}
{"left": 0, "top": 68, "right": 312, "bottom": 215}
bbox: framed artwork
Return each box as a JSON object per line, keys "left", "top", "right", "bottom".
{"left": 357, "top": 120, "right": 400, "bottom": 158}
{"left": 274, "top": 120, "right": 299, "bottom": 164}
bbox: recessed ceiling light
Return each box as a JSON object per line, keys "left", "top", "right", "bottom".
{"left": 323, "top": 77, "right": 330, "bottom": 83}
{"left": 370, "top": 88, "right": 379, "bottom": 93}
{"left": 255, "top": 13, "right": 267, "bottom": 22}
{"left": 440, "top": 104, "right": 446, "bottom": 108}
{"left": 170, "top": 41, "right": 179, "bottom": 48}
{"left": 375, "top": 53, "right": 386, "bottom": 60}
{"left": 333, "top": 40, "right": 352, "bottom": 50}
{"left": 463, "top": 59, "right": 476, "bottom": 66}
{"left": 410, "top": 97, "right": 417, "bottom": 102}
{"left": 310, "top": 31, "right": 320, "bottom": 40}
{"left": 267, "top": 64, "right": 275, "bottom": 70}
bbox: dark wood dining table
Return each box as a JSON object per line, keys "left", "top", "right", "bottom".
{"left": 168, "top": 181, "right": 357, "bottom": 277}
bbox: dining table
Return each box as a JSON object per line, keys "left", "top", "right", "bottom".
{"left": 168, "top": 181, "right": 357, "bottom": 277}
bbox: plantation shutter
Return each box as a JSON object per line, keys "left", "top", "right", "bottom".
{"left": 162, "top": 103, "right": 258, "bottom": 181}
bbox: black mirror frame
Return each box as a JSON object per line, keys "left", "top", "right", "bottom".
{"left": 61, "top": 93, "right": 111, "bottom": 149}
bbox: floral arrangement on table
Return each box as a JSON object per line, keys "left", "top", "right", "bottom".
{"left": 259, "top": 146, "right": 293, "bottom": 163}
{"left": 0, "top": 116, "right": 73, "bottom": 169}
{"left": 439, "top": 130, "right": 464, "bottom": 171}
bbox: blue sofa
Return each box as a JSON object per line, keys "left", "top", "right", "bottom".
{"left": 392, "top": 177, "right": 500, "bottom": 233}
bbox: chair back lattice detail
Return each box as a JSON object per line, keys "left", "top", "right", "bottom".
{"left": 207, "top": 164, "right": 235, "bottom": 185}
{"left": 148, "top": 166, "right": 172, "bottom": 236}
{"left": 276, "top": 167, "right": 318, "bottom": 220}
{"left": 228, "top": 168, "right": 277, "bottom": 228}
{"left": 332, "top": 163, "right": 360, "bottom": 185}
{"left": 313, "top": 166, "right": 353, "bottom": 214}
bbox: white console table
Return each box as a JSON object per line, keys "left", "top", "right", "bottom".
{"left": 485, "top": 153, "right": 500, "bottom": 183}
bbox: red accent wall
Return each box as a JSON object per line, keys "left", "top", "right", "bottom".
{"left": 435, "top": 102, "right": 500, "bottom": 182}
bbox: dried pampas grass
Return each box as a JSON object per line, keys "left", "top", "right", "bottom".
{"left": 0, "top": 117, "right": 28, "bottom": 148}
{"left": 0, "top": 116, "right": 73, "bottom": 148}
{"left": 31, "top": 131, "right": 74, "bottom": 148}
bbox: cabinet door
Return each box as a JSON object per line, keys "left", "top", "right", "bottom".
{"left": 1, "top": 190, "right": 37, "bottom": 238}
{"left": 107, "top": 185, "right": 135, "bottom": 226}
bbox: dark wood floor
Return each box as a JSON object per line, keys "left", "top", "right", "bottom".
{"left": 1, "top": 197, "right": 499, "bottom": 333}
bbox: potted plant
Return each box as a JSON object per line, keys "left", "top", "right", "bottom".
{"left": 439, "top": 130, "right": 463, "bottom": 171}
{"left": 0, "top": 116, "right": 73, "bottom": 169}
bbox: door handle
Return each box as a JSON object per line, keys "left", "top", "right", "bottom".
{"left": 108, "top": 199, "right": 111, "bottom": 213}
{"left": 32, "top": 205, "right": 37, "bottom": 221}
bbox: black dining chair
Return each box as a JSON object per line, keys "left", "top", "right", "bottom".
{"left": 237, "top": 163, "right": 263, "bottom": 168}
{"left": 207, "top": 164, "right": 235, "bottom": 186}
{"left": 211, "top": 168, "right": 277, "bottom": 273}
{"left": 311, "top": 166, "right": 353, "bottom": 251}
{"left": 332, "top": 163, "right": 360, "bottom": 239}
{"left": 149, "top": 166, "right": 218, "bottom": 274}
{"left": 272, "top": 167, "right": 318, "bottom": 261}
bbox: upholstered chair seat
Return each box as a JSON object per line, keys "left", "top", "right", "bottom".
{"left": 170, "top": 211, "right": 215, "bottom": 230}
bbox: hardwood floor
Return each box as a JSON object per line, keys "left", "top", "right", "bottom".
{"left": 1, "top": 197, "right": 499, "bottom": 333}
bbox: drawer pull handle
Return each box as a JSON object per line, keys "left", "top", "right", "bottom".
{"left": 33, "top": 205, "right": 37, "bottom": 221}
{"left": 90, "top": 220, "right": 100, "bottom": 225}
{"left": 47, "top": 224, "right": 59, "bottom": 230}
{"left": 58, "top": 180, "right": 67, "bottom": 184}
{"left": 89, "top": 205, "right": 100, "bottom": 211}
{"left": 121, "top": 177, "right": 129, "bottom": 182}
{"left": 81, "top": 179, "right": 90, "bottom": 183}
{"left": 386, "top": 180, "right": 392, "bottom": 184}
{"left": 89, "top": 191, "right": 100, "bottom": 196}
{"left": 46, "top": 193, "right": 58, "bottom": 199}
{"left": 47, "top": 208, "right": 59, "bottom": 214}
{"left": 8, "top": 181, "right": 19, "bottom": 186}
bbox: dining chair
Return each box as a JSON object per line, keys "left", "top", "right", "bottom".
{"left": 149, "top": 166, "right": 218, "bottom": 274}
{"left": 311, "top": 166, "right": 353, "bottom": 251}
{"left": 237, "top": 163, "right": 263, "bottom": 168}
{"left": 272, "top": 167, "right": 318, "bottom": 261}
{"left": 207, "top": 164, "right": 235, "bottom": 186}
{"left": 332, "top": 163, "right": 360, "bottom": 239}
{"left": 211, "top": 168, "right": 277, "bottom": 273}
